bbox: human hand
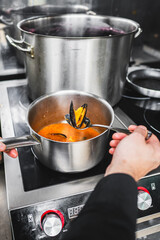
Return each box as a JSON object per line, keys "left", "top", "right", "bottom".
{"left": 109, "top": 125, "right": 139, "bottom": 155}
{"left": 105, "top": 125, "right": 160, "bottom": 181}
{"left": 0, "top": 139, "right": 18, "bottom": 160}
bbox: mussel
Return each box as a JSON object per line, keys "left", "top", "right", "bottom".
{"left": 47, "top": 133, "right": 67, "bottom": 141}
{"left": 50, "top": 133, "right": 67, "bottom": 138}
{"left": 65, "top": 101, "right": 89, "bottom": 129}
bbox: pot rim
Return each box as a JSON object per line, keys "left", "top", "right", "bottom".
{"left": 17, "top": 13, "right": 140, "bottom": 39}
{"left": 8, "top": 4, "right": 90, "bottom": 15}
{"left": 27, "top": 90, "right": 115, "bottom": 144}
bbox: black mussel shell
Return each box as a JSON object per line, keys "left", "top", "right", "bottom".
{"left": 69, "top": 101, "right": 76, "bottom": 127}
{"left": 50, "top": 133, "right": 67, "bottom": 138}
{"left": 65, "top": 113, "right": 72, "bottom": 125}
{"left": 82, "top": 117, "right": 90, "bottom": 128}
{"left": 65, "top": 101, "right": 88, "bottom": 128}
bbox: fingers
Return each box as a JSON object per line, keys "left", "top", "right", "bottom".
{"left": 111, "top": 132, "right": 127, "bottom": 140}
{"left": 109, "top": 131, "right": 128, "bottom": 155}
{"left": 5, "top": 149, "right": 18, "bottom": 158}
{"left": 109, "top": 125, "right": 146, "bottom": 155}
{"left": 109, "top": 124, "right": 156, "bottom": 156}
{"left": 109, "top": 148, "right": 115, "bottom": 155}
{"left": 128, "top": 125, "right": 137, "bottom": 132}
{"left": 0, "top": 140, "right": 18, "bottom": 158}
{"left": 110, "top": 139, "right": 120, "bottom": 147}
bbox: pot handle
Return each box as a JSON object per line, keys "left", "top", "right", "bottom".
{"left": 6, "top": 35, "right": 34, "bottom": 58}
{"left": 134, "top": 27, "right": 142, "bottom": 38}
{"left": 0, "top": 135, "right": 40, "bottom": 150}
{"left": 0, "top": 15, "right": 13, "bottom": 25}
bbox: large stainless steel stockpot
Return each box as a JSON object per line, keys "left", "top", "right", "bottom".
{"left": 6, "top": 13, "right": 141, "bottom": 106}
{"left": 1, "top": 90, "right": 114, "bottom": 173}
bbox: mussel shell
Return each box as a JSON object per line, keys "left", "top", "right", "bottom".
{"left": 65, "top": 113, "right": 72, "bottom": 125}
{"left": 50, "top": 133, "right": 67, "bottom": 138}
{"left": 69, "top": 101, "right": 88, "bottom": 128}
{"left": 69, "top": 101, "right": 76, "bottom": 127}
{"left": 82, "top": 117, "right": 90, "bottom": 127}
{"left": 65, "top": 101, "right": 88, "bottom": 128}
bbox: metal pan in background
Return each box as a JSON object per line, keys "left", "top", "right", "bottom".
{"left": 126, "top": 68, "right": 160, "bottom": 98}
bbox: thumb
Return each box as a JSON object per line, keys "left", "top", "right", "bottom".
{"left": 133, "top": 125, "right": 147, "bottom": 139}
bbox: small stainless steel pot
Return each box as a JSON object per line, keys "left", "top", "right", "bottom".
{"left": 6, "top": 13, "right": 141, "bottom": 106}
{"left": 0, "top": 90, "right": 114, "bottom": 173}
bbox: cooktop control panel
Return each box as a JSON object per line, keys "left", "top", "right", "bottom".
{"left": 11, "top": 192, "right": 91, "bottom": 240}
{"left": 137, "top": 174, "right": 160, "bottom": 218}
{"left": 11, "top": 174, "right": 160, "bottom": 240}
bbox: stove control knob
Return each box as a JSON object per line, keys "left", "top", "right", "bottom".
{"left": 137, "top": 187, "right": 152, "bottom": 211}
{"left": 41, "top": 210, "right": 64, "bottom": 237}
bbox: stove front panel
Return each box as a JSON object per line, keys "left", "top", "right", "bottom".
{"left": 10, "top": 191, "right": 91, "bottom": 240}
{"left": 10, "top": 174, "right": 160, "bottom": 240}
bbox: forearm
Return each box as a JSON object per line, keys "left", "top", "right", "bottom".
{"left": 61, "top": 173, "right": 138, "bottom": 240}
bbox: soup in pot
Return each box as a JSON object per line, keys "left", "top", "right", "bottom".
{"left": 38, "top": 122, "right": 100, "bottom": 142}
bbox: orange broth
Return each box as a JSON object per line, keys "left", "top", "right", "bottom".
{"left": 38, "top": 122, "right": 100, "bottom": 142}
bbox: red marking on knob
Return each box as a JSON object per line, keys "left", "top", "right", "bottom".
{"left": 138, "top": 186, "right": 150, "bottom": 194}
{"left": 40, "top": 209, "right": 65, "bottom": 230}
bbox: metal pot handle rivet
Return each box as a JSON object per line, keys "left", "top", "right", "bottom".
{"left": 6, "top": 35, "right": 34, "bottom": 58}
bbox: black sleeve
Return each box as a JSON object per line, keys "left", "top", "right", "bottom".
{"left": 61, "top": 173, "right": 138, "bottom": 240}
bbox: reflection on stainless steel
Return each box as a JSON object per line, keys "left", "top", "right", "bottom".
{"left": 130, "top": 99, "right": 160, "bottom": 111}
{"left": 18, "top": 86, "right": 30, "bottom": 110}
{"left": 136, "top": 100, "right": 160, "bottom": 110}
{"left": 0, "top": 25, "right": 25, "bottom": 77}
{"left": 122, "top": 94, "right": 150, "bottom": 101}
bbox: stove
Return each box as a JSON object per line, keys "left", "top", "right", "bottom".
{"left": 0, "top": 79, "right": 134, "bottom": 239}
{"left": 1, "top": 78, "right": 160, "bottom": 240}
{"left": 1, "top": 26, "right": 160, "bottom": 238}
